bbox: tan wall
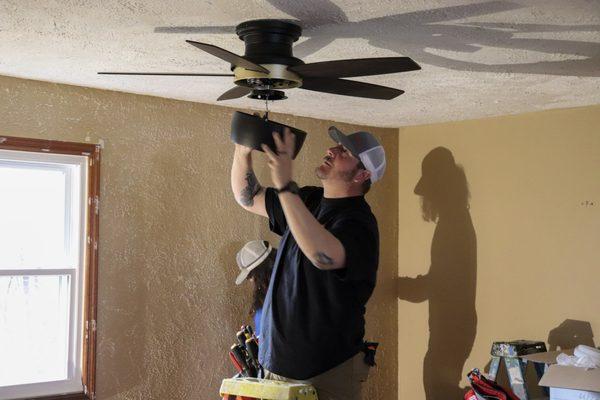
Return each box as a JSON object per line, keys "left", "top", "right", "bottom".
{"left": 396, "top": 105, "right": 600, "bottom": 399}
{"left": 0, "top": 75, "right": 398, "bottom": 399}
{"left": 4, "top": 73, "right": 597, "bottom": 400}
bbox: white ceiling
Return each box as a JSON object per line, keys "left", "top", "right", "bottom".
{"left": 1, "top": 0, "right": 599, "bottom": 127}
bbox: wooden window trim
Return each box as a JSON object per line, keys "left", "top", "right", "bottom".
{"left": 0, "top": 135, "right": 101, "bottom": 400}
{"left": 28, "top": 393, "right": 88, "bottom": 400}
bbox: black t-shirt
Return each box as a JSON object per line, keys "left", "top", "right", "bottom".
{"left": 258, "top": 186, "right": 379, "bottom": 379}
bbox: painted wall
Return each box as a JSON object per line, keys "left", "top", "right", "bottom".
{"left": 0, "top": 75, "right": 398, "bottom": 399}
{"left": 396, "top": 105, "right": 600, "bottom": 399}
{"left": 3, "top": 74, "right": 598, "bottom": 400}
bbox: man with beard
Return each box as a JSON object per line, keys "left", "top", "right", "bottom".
{"left": 230, "top": 126, "right": 385, "bottom": 400}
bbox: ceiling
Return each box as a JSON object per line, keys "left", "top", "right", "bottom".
{"left": 1, "top": 0, "right": 599, "bottom": 127}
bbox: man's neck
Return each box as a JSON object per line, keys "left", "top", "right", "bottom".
{"left": 322, "top": 182, "right": 363, "bottom": 199}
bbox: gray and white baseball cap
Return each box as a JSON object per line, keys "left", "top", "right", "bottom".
{"left": 235, "top": 240, "right": 273, "bottom": 285}
{"left": 328, "top": 126, "right": 386, "bottom": 183}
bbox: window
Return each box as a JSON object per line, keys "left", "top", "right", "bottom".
{"left": 0, "top": 136, "right": 100, "bottom": 400}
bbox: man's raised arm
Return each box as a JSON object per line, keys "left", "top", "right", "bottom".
{"left": 231, "top": 144, "right": 268, "bottom": 217}
{"left": 261, "top": 131, "right": 347, "bottom": 271}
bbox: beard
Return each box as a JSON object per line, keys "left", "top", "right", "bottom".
{"left": 420, "top": 196, "right": 439, "bottom": 222}
{"left": 315, "top": 164, "right": 357, "bottom": 182}
{"left": 315, "top": 165, "right": 327, "bottom": 179}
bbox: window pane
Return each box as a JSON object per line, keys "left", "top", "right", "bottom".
{"left": 0, "top": 163, "right": 79, "bottom": 269}
{"left": 0, "top": 275, "right": 71, "bottom": 387}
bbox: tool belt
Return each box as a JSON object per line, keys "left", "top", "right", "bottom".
{"left": 361, "top": 341, "right": 379, "bottom": 367}
{"left": 465, "top": 369, "right": 519, "bottom": 400}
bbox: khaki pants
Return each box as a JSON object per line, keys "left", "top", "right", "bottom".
{"left": 263, "top": 352, "right": 370, "bottom": 400}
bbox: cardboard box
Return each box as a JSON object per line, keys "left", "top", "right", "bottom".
{"left": 521, "top": 349, "right": 600, "bottom": 400}
{"left": 521, "top": 349, "right": 573, "bottom": 365}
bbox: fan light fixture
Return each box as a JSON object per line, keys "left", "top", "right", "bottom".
{"left": 99, "top": 19, "right": 421, "bottom": 103}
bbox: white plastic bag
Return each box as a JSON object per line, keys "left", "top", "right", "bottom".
{"left": 556, "top": 345, "right": 600, "bottom": 369}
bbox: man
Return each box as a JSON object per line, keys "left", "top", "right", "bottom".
{"left": 230, "top": 126, "right": 385, "bottom": 400}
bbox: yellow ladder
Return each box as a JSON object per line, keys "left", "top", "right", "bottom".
{"left": 220, "top": 377, "right": 318, "bottom": 400}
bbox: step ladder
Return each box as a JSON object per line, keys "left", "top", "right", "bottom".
{"left": 220, "top": 377, "right": 319, "bottom": 400}
{"left": 488, "top": 340, "right": 547, "bottom": 400}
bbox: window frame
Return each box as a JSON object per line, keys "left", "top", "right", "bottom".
{"left": 0, "top": 135, "right": 100, "bottom": 400}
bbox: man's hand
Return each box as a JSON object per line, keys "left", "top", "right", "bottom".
{"left": 261, "top": 128, "right": 295, "bottom": 190}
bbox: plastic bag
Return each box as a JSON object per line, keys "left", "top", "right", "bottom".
{"left": 556, "top": 345, "right": 600, "bottom": 369}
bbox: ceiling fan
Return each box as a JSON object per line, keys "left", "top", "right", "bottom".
{"left": 99, "top": 19, "right": 421, "bottom": 101}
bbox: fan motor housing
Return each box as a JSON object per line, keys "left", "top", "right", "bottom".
{"left": 236, "top": 19, "right": 304, "bottom": 65}
{"left": 234, "top": 19, "right": 305, "bottom": 91}
{"left": 249, "top": 89, "right": 287, "bottom": 101}
{"left": 233, "top": 64, "right": 302, "bottom": 90}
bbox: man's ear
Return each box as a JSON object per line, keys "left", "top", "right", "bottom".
{"left": 353, "top": 168, "right": 371, "bottom": 183}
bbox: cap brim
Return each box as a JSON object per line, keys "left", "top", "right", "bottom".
{"left": 328, "top": 127, "right": 359, "bottom": 158}
{"left": 235, "top": 269, "right": 251, "bottom": 285}
{"left": 414, "top": 177, "right": 425, "bottom": 195}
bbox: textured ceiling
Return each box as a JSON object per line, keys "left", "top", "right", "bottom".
{"left": 1, "top": 0, "right": 599, "bottom": 127}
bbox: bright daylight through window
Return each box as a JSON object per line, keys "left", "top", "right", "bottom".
{"left": 0, "top": 144, "right": 96, "bottom": 400}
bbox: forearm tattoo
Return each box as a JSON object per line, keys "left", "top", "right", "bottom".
{"left": 315, "top": 252, "right": 334, "bottom": 266}
{"left": 240, "top": 170, "right": 262, "bottom": 207}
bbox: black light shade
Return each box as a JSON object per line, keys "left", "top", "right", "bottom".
{"left": 230, "top": 111, "right": 307, "bottom": 159}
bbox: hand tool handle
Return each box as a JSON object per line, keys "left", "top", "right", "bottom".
{"left": 236, "top": 330, "right": 248, "bottom": 348}
{"left": 231, "top": 344, "right": 255, "bottom": 377}
{"left": 245, "top": 338, "right": 259, "bottom": 366}
{"left": 245, "top": 325, "right": 254, "bottom": 338}
{"left": 228, "top": 351, "right": 243, "bottom": 374}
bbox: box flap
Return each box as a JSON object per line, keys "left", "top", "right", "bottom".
{"left": 539, "top": 365, "right": 600, "bottom": 392}
{"left": 521, "top": 349, "right": 574, "bottom": 365}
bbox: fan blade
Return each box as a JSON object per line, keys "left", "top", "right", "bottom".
{"left": 98, "top": 72, "right": 234, "bottom": 76}
{"left": 217, "top": 86, "right": 253, "bottom": 101}
{"left": 300, "top": 78, "right": 403, "bottom": 100}
{"left": 289, "top": 57, "right": 420, "bottom": 78}
{"left": 186, "top": 40, "right": 269, "bottom": 74}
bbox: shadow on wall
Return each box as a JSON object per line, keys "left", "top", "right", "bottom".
{"left": 397, "top": 147, "right": 477, "bottom": 400}
{"left": 155, "top": 0, "right": 600, "bottom": 77}
{"left": 548, "top": 319, "right": 596, "bottom": 351}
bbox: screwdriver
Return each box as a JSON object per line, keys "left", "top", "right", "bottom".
{"left": 231, "top": 344, "right": 256, "bottom": 377}
{"left": 236, "top": 330, "right": 248, "bottom": 348}
{"left": 228, "top": 351, "right": 244, "bottom": 375}
{"left": 245, "top": 337, "right": 260, "bottom": 371}
{"left": 245, "top": 325, "right": 254, "bottom": 338}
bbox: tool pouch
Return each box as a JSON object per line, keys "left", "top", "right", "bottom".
{"left": 361, "top": 341, "right": 379, "bottom": 367}
{"left": 465, "top": 368, "right": 519, "bottom": 400}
